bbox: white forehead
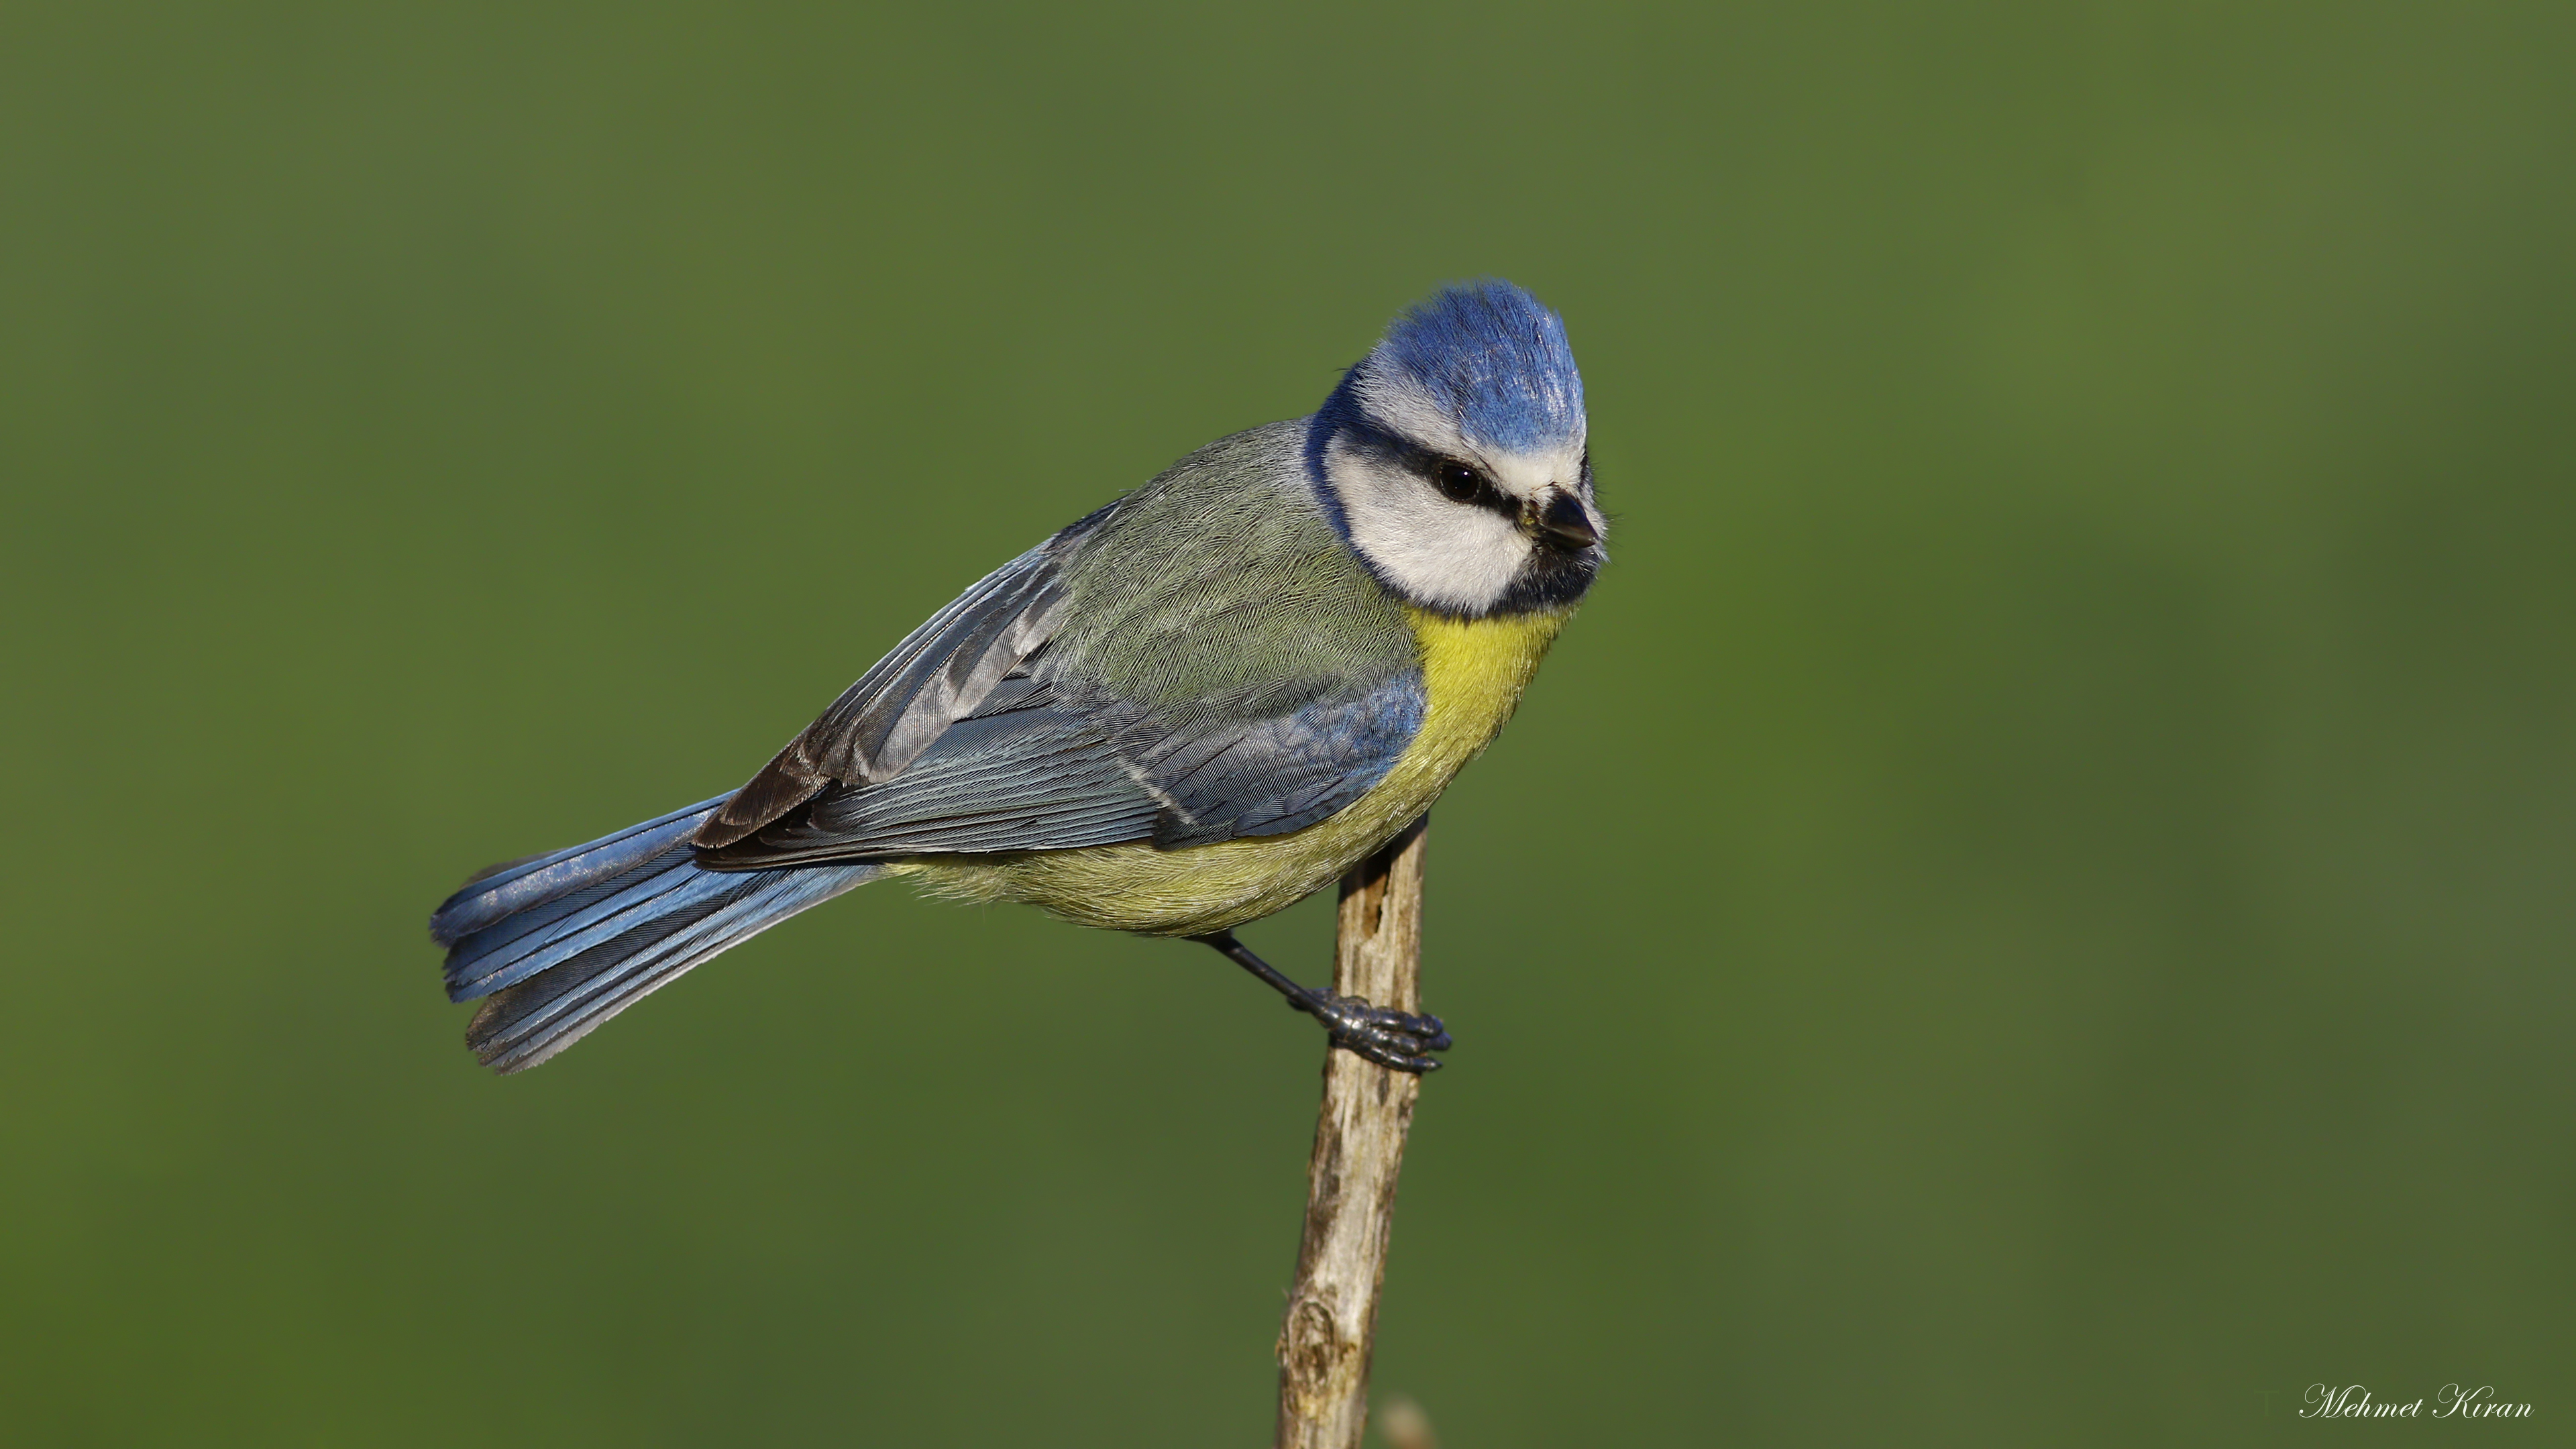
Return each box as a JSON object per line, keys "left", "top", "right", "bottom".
{"left": 1351, "top": 368, "right": 1589, "bottom": 499}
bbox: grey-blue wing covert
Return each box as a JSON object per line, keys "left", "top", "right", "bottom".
{"left": 694, "top": 421, "right": 1430, "bottom": 871}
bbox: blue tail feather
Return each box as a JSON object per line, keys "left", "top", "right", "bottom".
{"left": 432, "top": 799, "right": 880, "bottom": 1073}
{"left": 430, "top": 796, "right": 731, "bottom": 946}
{"left": 444, "top": 850, "right": 718, "bottom": 1000}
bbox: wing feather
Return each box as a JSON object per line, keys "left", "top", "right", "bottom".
{"left": 688, "top": 424, "right": 1428, "bottom": 870}
{"left": 696, "top": 509, "right": 1104, "bottom": 851}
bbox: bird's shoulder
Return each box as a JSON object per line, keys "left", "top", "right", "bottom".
{"left": 1048, "top": 418, "right": 1418, "bottom": 714}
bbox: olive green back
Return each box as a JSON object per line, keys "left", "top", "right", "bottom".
{"left": 1053, "top": 421, "right": 1418, "bottom": 715}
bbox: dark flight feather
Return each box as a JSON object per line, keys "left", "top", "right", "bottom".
{"left": 695, "top": 523, "right": 1092, "bottom": 853}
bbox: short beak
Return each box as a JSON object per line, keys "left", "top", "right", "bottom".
{"left": 1531, "top": 488, "right": 1600, "bottom": 549}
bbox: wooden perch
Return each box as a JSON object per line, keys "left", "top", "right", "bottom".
{"left": 1275, "top": 815, "right": 1431, "bottom": 1449}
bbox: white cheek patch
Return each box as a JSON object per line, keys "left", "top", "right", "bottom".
{"left": 1324, "top": 435, "right": 1532, "bottom": 613}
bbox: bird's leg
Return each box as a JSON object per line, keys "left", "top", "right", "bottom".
{"left": 1193, "top": 930, "right": 1452, "bottom": 1073}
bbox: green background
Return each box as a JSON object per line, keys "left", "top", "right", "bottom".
{"left": 5, "top": 3, "right": 2569, "bottom": 1443}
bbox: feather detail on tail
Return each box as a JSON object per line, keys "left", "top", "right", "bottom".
{"left": 431, "top": 797, "right": 879, "bottom": 1073}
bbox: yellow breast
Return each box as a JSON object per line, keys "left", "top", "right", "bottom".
{"left": 904, "top": 605, "right": 1570, "bottom": 934}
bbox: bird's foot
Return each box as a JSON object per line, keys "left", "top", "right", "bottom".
{"left": 1292, "top": 989, "right": 1451, "bottom": 1073}
{"left": 1193, "top": 930, "right": 1452, "bottom": 1073}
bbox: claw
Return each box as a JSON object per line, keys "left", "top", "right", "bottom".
{"left": 1307, "top": 990, "right": 1451, "bottom": 1075}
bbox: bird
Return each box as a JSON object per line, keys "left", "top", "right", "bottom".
{"left": 430, "top": 278, "right": 1603, "bottom": 1076}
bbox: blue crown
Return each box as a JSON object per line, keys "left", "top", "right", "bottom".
{"left": 1364, "top": 279, "right": 1585, "bottom": 453}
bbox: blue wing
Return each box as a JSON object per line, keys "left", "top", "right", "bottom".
{"left": 1110, "top": 674, "right": 1428, "bottom": 847}
{"left": 694, "top": 665, "right": 1426, "bottom": 867}
{"left": 692, "top": 424, "right": 1428, "bottom": 871}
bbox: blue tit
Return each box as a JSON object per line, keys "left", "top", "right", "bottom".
{"left": 431, "top": 278, "right": 1604, "bottom": 1075}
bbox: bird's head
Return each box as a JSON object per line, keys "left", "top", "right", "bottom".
{"left": 1307, "top": 279, "right": 1601, "bottom": 617}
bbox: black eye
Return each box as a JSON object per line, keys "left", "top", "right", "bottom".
{"left": 1433, "top": 461, "right": 1485, "bottom": 502}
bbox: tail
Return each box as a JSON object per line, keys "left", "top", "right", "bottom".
{"left": 431, "top": 796, "right": 880, "bottom": 1073}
